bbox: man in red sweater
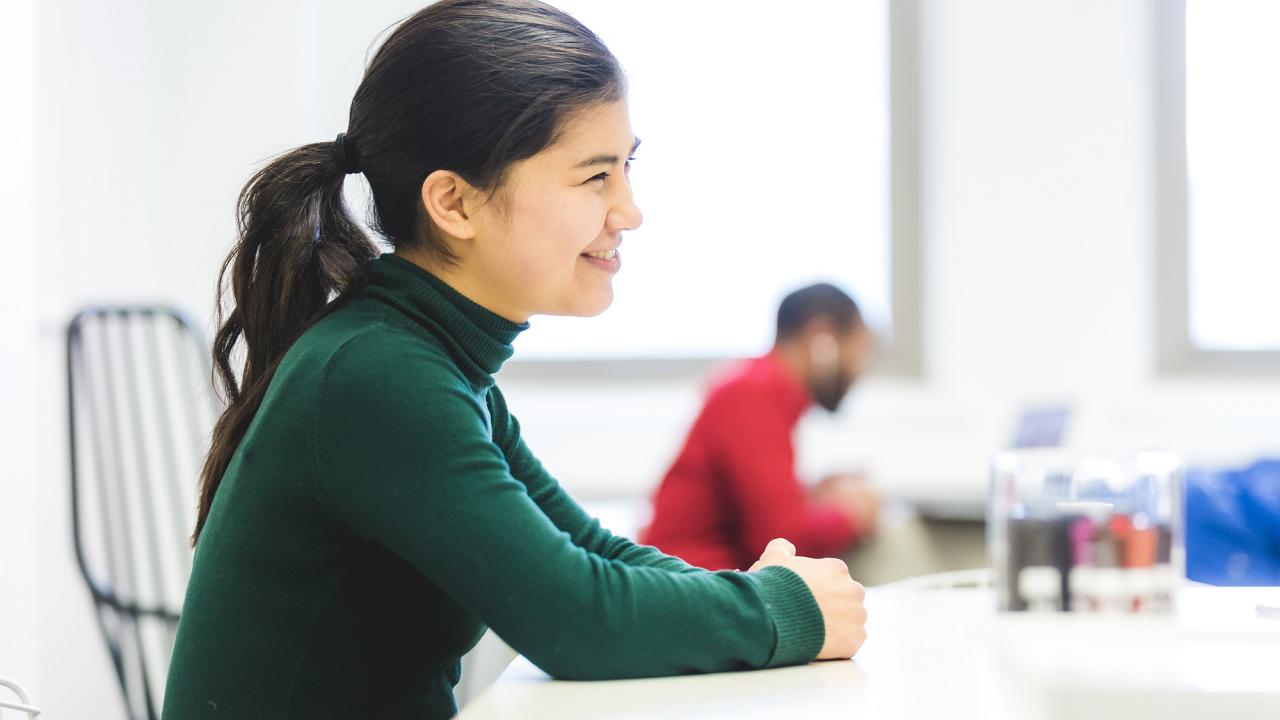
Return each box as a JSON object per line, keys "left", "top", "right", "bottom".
{"left": 641, "top": 284, "right": 880, "bottom": 571}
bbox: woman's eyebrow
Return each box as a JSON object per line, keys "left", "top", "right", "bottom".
{"left": 572, "top": 137, "right": 642, "bottom": 169}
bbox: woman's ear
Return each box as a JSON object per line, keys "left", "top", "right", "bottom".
{"left": 420, "top": 169, "right": 481, "bottom": 242}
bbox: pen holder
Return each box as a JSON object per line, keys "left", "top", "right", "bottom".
{"left": 989, "top": 449, "right": 1183, "bottom": 613}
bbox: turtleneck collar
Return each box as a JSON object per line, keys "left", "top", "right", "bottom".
{"left": 359, "top": 253, "right": 529, "bottom": 390}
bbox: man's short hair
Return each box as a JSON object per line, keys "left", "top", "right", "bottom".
{"left": 775, "top": 283, "right": 862, "bottom": 342}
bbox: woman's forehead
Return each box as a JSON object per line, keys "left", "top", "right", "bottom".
{"left": 547, "top": 100, "right": 635, "bottom": 160}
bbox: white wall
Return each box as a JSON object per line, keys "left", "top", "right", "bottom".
{"left": 0, "top": 0, "right": 41, "bottom": 706}
{"left": 11, "top": 0, "right": 1280, "bottom": 717}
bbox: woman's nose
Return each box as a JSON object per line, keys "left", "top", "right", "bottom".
{"left": 609, "top": 179, "right": 643, "bottom": 232}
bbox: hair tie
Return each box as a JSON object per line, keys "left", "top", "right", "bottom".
{"left": 333, "top": 132, "right": 361, "bottom": 175}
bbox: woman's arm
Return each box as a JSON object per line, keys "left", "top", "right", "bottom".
{"left": 311, "top": 339, "right": 825, "bottom": 680}
{"left": 486, "top": 386, "right": 703, "bottom": 574}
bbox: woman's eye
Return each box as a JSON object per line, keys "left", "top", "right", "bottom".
{"left": 586, "top": 158, "right": 635, "bottom": 184}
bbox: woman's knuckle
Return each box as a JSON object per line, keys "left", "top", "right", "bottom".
{"left": 824, "top": 558, "right": 849, "bottom": 574}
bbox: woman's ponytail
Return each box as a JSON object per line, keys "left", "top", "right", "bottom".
{"left": 194, "top": 138, "right": 377, "bottom": 543}
{"left": 192, "top": 0, "right": 629, "bottom": 544}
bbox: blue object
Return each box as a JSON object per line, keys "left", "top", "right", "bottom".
{"left": 1010, "top": 405, "right": 1071, "bottom": 449}
{"left": 1185, "top": 459, "right": 1280, "bottom": 585}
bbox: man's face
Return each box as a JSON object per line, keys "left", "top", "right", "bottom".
{"left": 808, "top": 322, "right": 876, "bottom": 413}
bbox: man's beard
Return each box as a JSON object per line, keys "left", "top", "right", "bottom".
{"left": 810, "top": 369, "right": 854, "bottom": 413}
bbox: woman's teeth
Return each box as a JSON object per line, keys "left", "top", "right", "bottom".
{"left": 583, "top": 249, "right": 618, "bottom": 260}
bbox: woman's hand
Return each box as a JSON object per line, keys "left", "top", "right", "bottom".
{"left": 750, "top": 538, "right": 868, "bottom": 660}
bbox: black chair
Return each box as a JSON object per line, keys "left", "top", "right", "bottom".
{"left": 66, "top": 307, "right": 217, "bottom": 720}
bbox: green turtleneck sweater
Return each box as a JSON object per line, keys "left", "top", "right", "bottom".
{"left": 162, "top": 254, "right": 825, "bottom": 719}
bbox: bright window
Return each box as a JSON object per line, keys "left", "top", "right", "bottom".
{"left": 513, "top": 0, "right": 892, "bottom": 360}
{"left": 1185, "top": 0, "right": 1280, "bottom": 351}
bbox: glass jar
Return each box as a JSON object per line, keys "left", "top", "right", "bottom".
{"left": 989, "top": 449, "right": 1183, "bottom": 613}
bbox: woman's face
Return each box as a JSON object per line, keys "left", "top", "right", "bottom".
{"left": 466, "top": 98, "right": 643, "bottom": 321}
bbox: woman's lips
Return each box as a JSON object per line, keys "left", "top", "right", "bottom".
{"left": 580, "top": 248, "right": 621, "bottom": 273}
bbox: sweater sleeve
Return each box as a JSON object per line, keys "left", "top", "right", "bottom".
{"left": 707, "top": 388, "right": 860, "bottom": 561}
{"left": 311, "top": 339, "right": 825, "bottom": 680}
{"left": 485, "top": 386, "right": 702, "bottom": 575}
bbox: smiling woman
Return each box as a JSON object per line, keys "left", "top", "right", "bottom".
{"left": 161, "top": 1, "right": 866, "bottom": 719}
{"left": 396, "top": 101, "right": 643, "bottom": 321}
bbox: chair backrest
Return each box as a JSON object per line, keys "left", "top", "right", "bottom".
{"left": 66, "top": 307, "right": 218, "bottom": 720}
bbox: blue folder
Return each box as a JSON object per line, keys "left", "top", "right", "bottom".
{"left": 1185, "top": 459, "right": 1280, "bottom": 586}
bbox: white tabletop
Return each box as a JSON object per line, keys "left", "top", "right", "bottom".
{"left": 459, "top": 586, "right": 1280, "bottom": 720}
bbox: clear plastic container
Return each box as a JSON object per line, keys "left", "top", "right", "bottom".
{"left": 989, "top": 449, "right": 1183, "bottom": 613}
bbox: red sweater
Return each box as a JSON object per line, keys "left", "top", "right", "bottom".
{"left": 640, "top": 352, "right": 861, "bottom": 571}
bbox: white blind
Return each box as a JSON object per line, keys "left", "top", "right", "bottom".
{"left": 514, "top": 0, "right": 891, "bottom": 359}
{"left": 1186, "top": 0, "right": 1280, "bottom": 351}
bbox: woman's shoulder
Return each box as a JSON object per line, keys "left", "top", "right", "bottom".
{"left": 297, "top": 304, "right": 493, "bottom": 453}
{"left": 286, "top": 301, "right": 464, "bottom": 392}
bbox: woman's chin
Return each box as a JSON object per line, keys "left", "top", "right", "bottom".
{"left": 555, "top": 288, "right": 614, "bottom": 318}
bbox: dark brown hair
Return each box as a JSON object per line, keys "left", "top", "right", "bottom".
{"left": 775, "top": 283, "right": 863, "bottom": 343}
{"left": 194, "top": 0, "right": 627, "bottom": 543}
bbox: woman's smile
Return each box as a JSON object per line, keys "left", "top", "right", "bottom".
{"left": 579, "top": 246, "right": 621, "bottom": 273}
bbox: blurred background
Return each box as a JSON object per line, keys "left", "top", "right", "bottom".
{"left": 2, "top": 0, "right": 1277, "bottom": 717}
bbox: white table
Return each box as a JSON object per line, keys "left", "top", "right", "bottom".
{"left": 459, "top": 586, "right": 1280, "bottom": 720}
